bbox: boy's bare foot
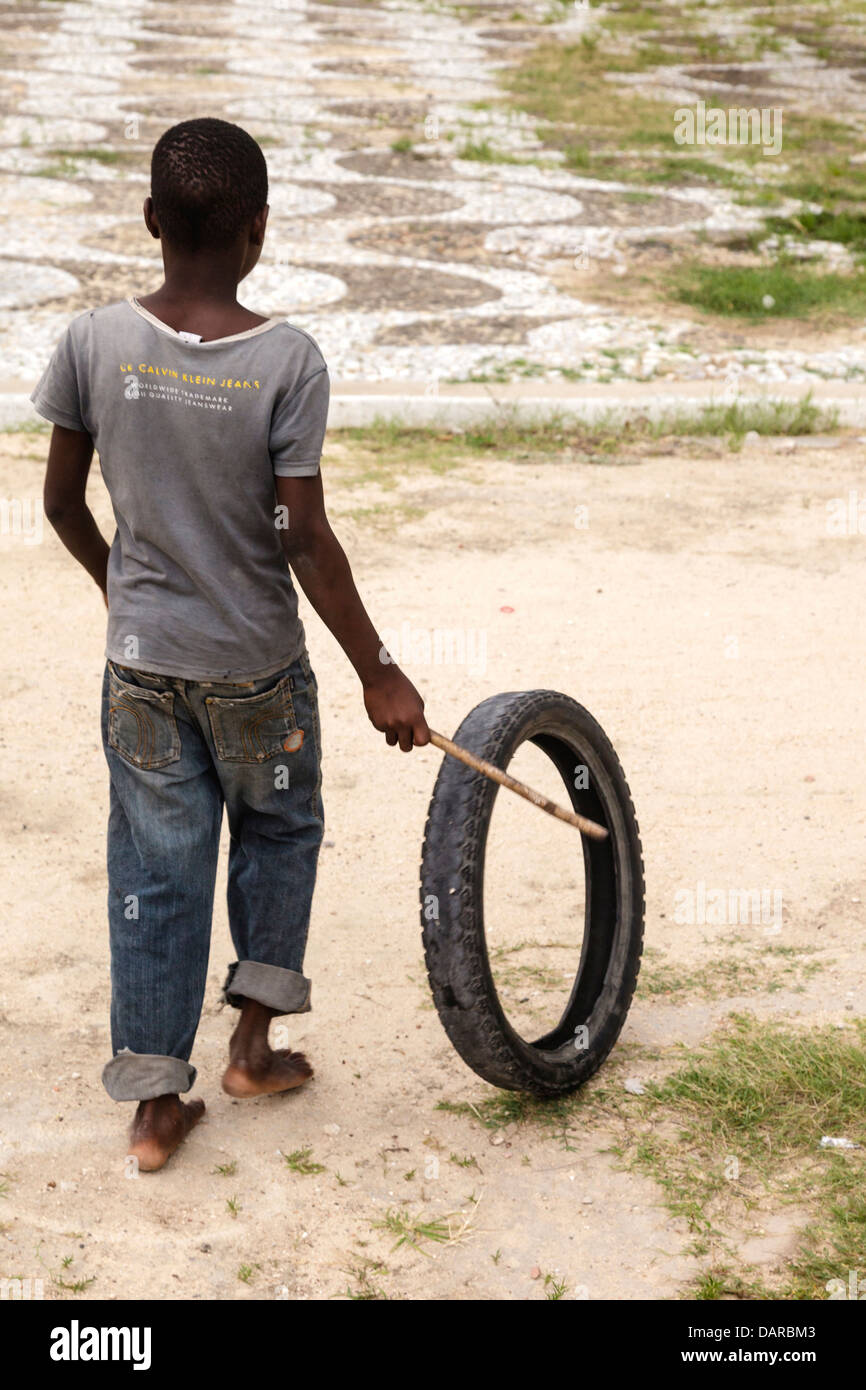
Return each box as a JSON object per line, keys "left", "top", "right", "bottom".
{"left": 222, "top": 1048, "right": 313, "bottom": 1098}
{"left": 222, "top": 997, "right": 314, "bottom": 1097}
{"left": 127, "top": 1094, "right": 206, "bottom": 1172}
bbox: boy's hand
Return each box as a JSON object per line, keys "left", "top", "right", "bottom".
{"left": 363, "top": 664, "right": 430, "bottom": 751}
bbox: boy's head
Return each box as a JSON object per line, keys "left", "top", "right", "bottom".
{"left": 145, "top": 118, "right": 268, "bottom": 272}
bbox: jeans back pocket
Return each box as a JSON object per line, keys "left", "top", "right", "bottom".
{"left": 107, "top": 664, "right": 181, "bottom": 770}
{"left": 205, "top": 672, "right": 299, "bottom": 763}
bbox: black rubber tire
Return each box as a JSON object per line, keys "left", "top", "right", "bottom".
{"left": 419, "top": 690, "right": 644, "bottom": 1097}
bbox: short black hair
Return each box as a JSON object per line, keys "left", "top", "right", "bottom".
{"left": 150, "top": 118, "right": 268, "bottom": 253}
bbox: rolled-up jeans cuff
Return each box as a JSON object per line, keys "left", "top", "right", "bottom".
{"left": 102, "top": 1048, "right": 197, "bottom": 1102}
{"left": 221, "top": 960, "right": 311, "bottom": 1015}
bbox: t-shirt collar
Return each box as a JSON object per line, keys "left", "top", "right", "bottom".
{"left": 127, "top": 296, "right": 284, "bottom": 345}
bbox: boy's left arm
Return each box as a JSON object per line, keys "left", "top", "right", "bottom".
{"left": 43, "top": 424, "right": 110, "bottom": 605}
{"left": 275, "top": 471, "right": 430, "bottom": 752}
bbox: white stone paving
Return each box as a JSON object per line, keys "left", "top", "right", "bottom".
{"left": 1, "top": 0, "right": 864, "bottom": 387}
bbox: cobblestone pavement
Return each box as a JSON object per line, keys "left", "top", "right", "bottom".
{"left": 2, "top": 0, "right": 865, "bottom": 388}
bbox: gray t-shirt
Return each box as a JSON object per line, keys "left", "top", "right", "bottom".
{"left": 30, "top": 295, "right": 330, "bottom": 680}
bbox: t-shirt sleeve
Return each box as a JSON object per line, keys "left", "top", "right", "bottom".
{"left": 29, "top": 323, "right": 88, "bottom": 431}
{"left": 269, "top": 365, "right": 330, "bottom": 477}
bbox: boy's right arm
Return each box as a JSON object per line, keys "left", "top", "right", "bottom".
{"left": 275, "top": 472, "right": 430, "bottom": 752}
{"left": 43, "top": 423, "right": 110, "bottom": 604}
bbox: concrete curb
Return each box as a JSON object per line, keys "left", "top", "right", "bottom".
{"left": 3, "top": 379, "right": 864, "bottom": 431}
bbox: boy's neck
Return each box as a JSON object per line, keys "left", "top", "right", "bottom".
{"left": 136, "top": 278, "right": 267, "bottom": 339}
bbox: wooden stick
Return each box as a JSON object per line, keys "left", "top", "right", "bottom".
{"left": 427, "top": 729, "right": 609, "bottom": 841}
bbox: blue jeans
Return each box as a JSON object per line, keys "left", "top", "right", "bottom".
{"left": 99, "top": 651, "right": 324, "bottom": 1102}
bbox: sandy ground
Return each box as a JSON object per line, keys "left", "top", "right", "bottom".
{"left": 1, "top": 426, "right": 865, "bottom": 1301}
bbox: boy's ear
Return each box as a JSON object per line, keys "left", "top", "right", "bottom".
{"left": 250, "top": 204, "right": 269, "bottom": 246}
{"left": 142, "top": 196, "right": 160, "bottom": 240}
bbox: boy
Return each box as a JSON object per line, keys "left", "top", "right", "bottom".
{"left": 31, "top": 117, "right": 429, "bottom": 1172}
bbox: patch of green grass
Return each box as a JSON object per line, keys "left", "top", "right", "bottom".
{"left": 562, "top": 141, "right": 591, "bottom": 171}
{"left": 53, "top": 1274, "right": 96, "bottom": 1294}
{"left": 32, "top": 1239, "right": 95, "bottom": 1296}
{"left": 458, "top": 357, "right": 551, "bottom": 383}
{"left": 657, "top": 1017, "right": 865, "bottom": 1167}
{"left": 656, "top": 392, "right": 838, "bottom": 443}
{"left": 456, "top": 138, "right": 523, "bottom": 164}
{"left": 338, "top": 1258, "right": 388, "bottom": 1300}
{"left": 552, "top": 0, "right": 660, "bottom": 34}
{"left": 507, "top": 40, "right": 675, "bottom": 165}
{"left": 437, "top": 1008, "right": 866, "bottom": 1299}
{"left": 281, "top": 1146, "right": 326, "bottom": 1175}
{"left": 694, "top": 1271, "right": 730, "bottom": 1300}
{"left": 436, "top": 1090, "right": 585, "bottom": 1147}
{"left": 783, "top": 169, "right": 866, "bottom": 210}
{"left": 32, "top": 159, "right": 80, "bottom": 179}
{"left": 498, "top": 3, "right": 786, "bottom": 185}
{"left": 638, "top": 945, "right": 825, "bottom": 1000}
{"left": 449, "top": 1152, "right": 480, "bottom": 1170}
{"left": 343, "top": 501, "right": 426, "bottom": 527}
{"left": 334, "top": 394, "right": 838, "bottom": 471}
{"left": 0, "top": 420, "right": 50, "bottom": 436}
{"left": 671, "top": 257, "right": 866, "bottom": 322}
{"left": 631, "top": 1015, "right": 866, "bottom": 1298}
{"left": 32, "top": 145, "right": 141, "bottom": 180}
{"left": 212, "top": 1161, "right": 237, "bottom": 1177}
{"left": 488, "top": 0, "right": 866, "bottom": 340}
{"left": 763, "top": 209, "right": 866, "bottom": 255}
{"left": 373, "top": 1207, "right": 458, "bottom": 1254}
{"left": 48, "top": 146, "right": 129, "bottom": 165}
{"left": 543, "top": 1272, "right": 568, "bottom": 1299}
{"left": 489, "top": 940, "right": 570, "bottom": 992}
{"left": 634, "top": 155, "right": 745, "bottom": 189}
{"left": 332, "top": 419, "right": 472, "bottom": 476}
{"left": 435, "top": 1039, "right": 657, "bottom": 1149}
